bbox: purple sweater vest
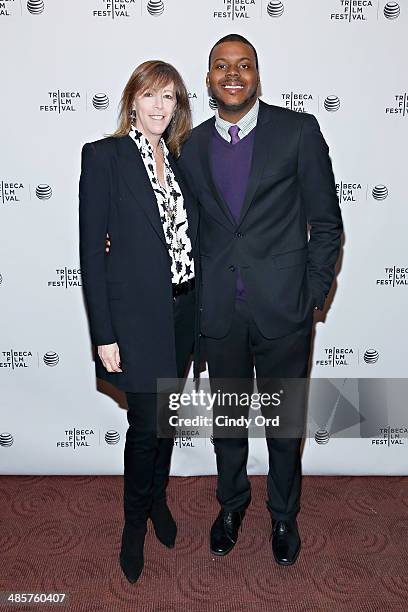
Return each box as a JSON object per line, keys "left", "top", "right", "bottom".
{"left": 210, "top": 126, "right": 256, "bottom": 299}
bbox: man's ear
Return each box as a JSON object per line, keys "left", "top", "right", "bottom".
{"left": 257, "top": 75, "right": 262, "bottom": 98}
{"left": 206, "top": 73, "right": 210, "bottom": 89}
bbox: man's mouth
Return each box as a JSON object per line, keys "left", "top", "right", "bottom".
{"left": 222, "top": 84, "right": 244, "bottom": 90}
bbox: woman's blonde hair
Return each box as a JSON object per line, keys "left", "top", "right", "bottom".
{"left": 112, "top": 60, "right": 192, "bottom": 158}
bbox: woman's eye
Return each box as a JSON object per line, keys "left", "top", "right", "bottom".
{"left": 143, "top": 92, "right": 153, "bottom": 97}
{"left": 164, "top": 94, "right": 174, "bottom": 100}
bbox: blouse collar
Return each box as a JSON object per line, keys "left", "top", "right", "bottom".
{"left": 128, "top": 126, "right": 169, "bottom": 159}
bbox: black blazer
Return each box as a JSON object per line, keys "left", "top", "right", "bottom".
{"left": 79, "top": 135, "right": 199, "bottom": 392}
{"left": 179, "top": 100, "right": 343, "bottom": 339}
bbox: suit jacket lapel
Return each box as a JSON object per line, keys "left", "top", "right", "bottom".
{"left": 237, "top": 100, "right": 274, "bottom": 227}
{"left": 116, "top": 135, "right": 167, "bottom": 246}
{"left": 198, "top": 122, "right": 236, "bottom": 228}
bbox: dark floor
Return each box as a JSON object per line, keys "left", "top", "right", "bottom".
{"left": 0, "top": 475, "right": 407, "bottom": 611}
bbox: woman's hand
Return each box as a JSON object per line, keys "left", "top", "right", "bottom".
{"left": 98, "top": 342, "right": 122, "bottom": 372}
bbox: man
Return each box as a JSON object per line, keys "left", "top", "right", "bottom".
{"left": 179, "top": 34, "right": 343, "bottom": 565}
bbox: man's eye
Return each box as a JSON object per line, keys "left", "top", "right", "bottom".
{"left": 240, "top": 64, "right": 249, "bottom": 69}
{"left": 216, "top": 64, "right": 226, "bottom": 69}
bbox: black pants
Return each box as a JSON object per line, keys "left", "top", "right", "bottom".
{"left": 204, "top": 299, "right": 312, "bottom": 521}
{"left": 123, "top": 290, "right": 195, "bottom": 527}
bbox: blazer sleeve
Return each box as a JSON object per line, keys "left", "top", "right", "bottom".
{"left": 298, "top": 114, "right": 343, "bottom": 310}
{"left": 79, "top": 142, "right": 116, "bottom": 346}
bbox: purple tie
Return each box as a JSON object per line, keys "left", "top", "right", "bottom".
{"left": 228, "top": 125, "right": 240, "bottom": 145}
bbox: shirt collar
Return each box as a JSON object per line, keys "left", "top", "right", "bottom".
{"left": 214, "top": 98, "right": 259, "bottom": 143}
{"left": 128, "top": 127, "right": 169, "bottom": 160}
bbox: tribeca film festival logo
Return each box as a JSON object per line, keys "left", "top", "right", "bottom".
{"left": 47, "top": 268, "right": 81, "bottom": 288}
{"left": 315, "top": 347, "right": 380, "bottom": 367}
{"left": 91, "top": 0, "right": 138, "bottom": 19}
{"left": 56, "top": 429, "right": 120, "bottom": 448}
{"left": 212, "top": 0, "right": 259, "bottom": 20}
{"left": 372, "top": 425, "right": 406, "bottom": 446}
{"left": 330, "top": 1, "right": 374, "bottom": 21}
{"left": 281, "top": 93, "right": 341, "bottom": 114}
{"left": 56, "top": 428, "right": 96, "bottom": 449}
{"left": 336, "top": 181, "right": 364, "bottom": 204}
{"left": 281, "top": 93, "right": 316, "bottom": 114}
{"left": 329, "top": 1, "right": 401, "bottom": 21}
{"left": 0, "top": 181, "right": 53, "bottom": 205}
{"left": 336, "top": 182, "right": 388, "bottom": 204}
{"left": 0, "top": 180, "right": 27, "bottom": 204}
{"left": 376, "top": 266, "right": 408, "bottom": 287}
{"left": 39, "top": 90, "right": 81, "bottom": 113}
{"left": 385, "top": 92, "right": 408, "bottom": 117}
{"left": 0, "top": 350, "right": 34, "bottom": 369}
{"left": 0, "top": 349, "right": 59, "bottom": 369}
{"left": 39, "top": 91, "right": 110, "bottom": 114}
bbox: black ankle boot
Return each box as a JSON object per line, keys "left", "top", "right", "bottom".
{"left": 119, "top": 523, "right": 147, "bottom": 583}
{"left": 150, "top": 502, "right": 177, "bottom": 548}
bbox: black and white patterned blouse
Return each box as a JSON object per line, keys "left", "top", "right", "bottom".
{"left": 129, "top": 127, "right": 194, "bottom": 285}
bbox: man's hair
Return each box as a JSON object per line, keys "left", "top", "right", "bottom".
{"left": 208, "top": 34, "right": 259, "bottom": 70}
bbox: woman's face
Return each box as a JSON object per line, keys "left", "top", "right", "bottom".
{"left": 132, "top": 81, "right": 177, "bottom": 143}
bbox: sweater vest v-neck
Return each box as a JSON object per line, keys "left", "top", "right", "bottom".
{"left": 210, "top": 126, "right": 256, "bottom": 223}
{"left": 210, "top": 126, "right": 256, "bottom": 299}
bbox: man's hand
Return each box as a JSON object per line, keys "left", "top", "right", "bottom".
{"left": 98, "top": 342, "right": 122, "bottom": 372}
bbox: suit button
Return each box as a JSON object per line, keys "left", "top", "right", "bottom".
{"left": 229, "top": 265, "right": 236, "bottom": 272}
{"left": 235, "top": 232, "right": 243, "bottom": 238}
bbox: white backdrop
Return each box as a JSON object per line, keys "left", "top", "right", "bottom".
{"left": 1, "top": 0, "right": 407, "bottom": 475}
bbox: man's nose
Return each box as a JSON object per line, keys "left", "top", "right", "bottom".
{"left": 226, "top": 65, "right": 240, "bottom": 78}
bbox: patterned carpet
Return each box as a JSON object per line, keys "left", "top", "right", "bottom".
{"left": 1, "top": 475, "right": 407, "bottom": 612}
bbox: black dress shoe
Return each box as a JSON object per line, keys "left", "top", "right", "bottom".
{"left": 210, "top": 509, "right": 245, "bottom": 556}
{"left": 270, "top": 518, "right": 301, "bottom": 566}
{"left": 119, "top": 523, "right": 147, "bottom": 583}
{"left": 150, "top": 502, "right": 177, "bottom": 548}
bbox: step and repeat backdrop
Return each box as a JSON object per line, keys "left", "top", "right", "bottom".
{"left": 1, "top": 0, "right": 407, "bottom": 475}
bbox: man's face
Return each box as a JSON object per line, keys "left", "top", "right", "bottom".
{"left": 206, "top": 41, "right": 259, "bottom": 114}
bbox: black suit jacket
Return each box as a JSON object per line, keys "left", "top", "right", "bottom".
{"left": 179, "top": 100, "right": 343, "bottom": 339}
{"left": 79, "top": 135, "right": 199, "bottom": 392}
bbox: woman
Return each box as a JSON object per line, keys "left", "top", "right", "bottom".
{"left": 79, "top": 61, "right": 198, "bottom": 583}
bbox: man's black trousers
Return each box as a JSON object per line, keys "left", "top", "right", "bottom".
{"left": 204, "top": 299, "right": 312, "bottom": 521}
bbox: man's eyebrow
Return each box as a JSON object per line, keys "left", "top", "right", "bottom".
{"left": 212, "top": 56, "right": 253, "bottom": 63}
